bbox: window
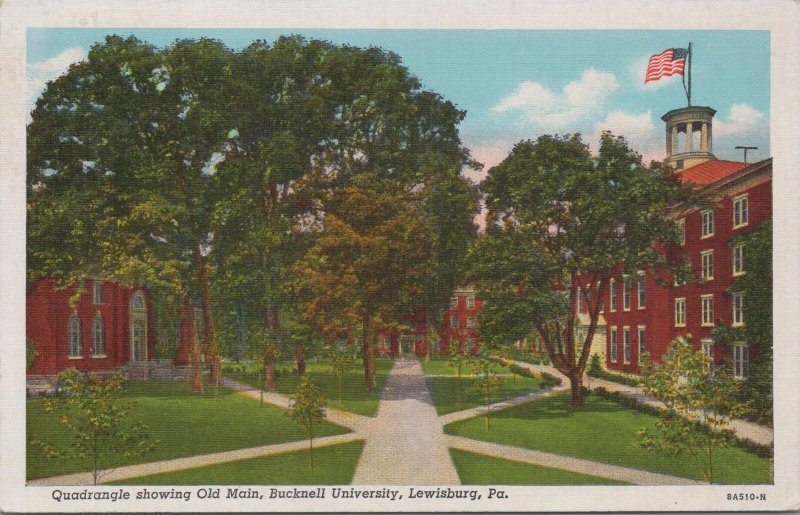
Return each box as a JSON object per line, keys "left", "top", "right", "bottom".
{"left": 637, "top": 326, "right": 646, "bottom": 364}
{"left": 637, "top": 273, "right": 646, "bottom": 309}
{"left": 701, "top": 209, "right": 715, "bottom": 238}
{"left": 466, "top": 296, "right": 475, "bottom": 310}
{"left": 597, "top": 281, "right": 604, "bottom": 313}
{"left": 677, "top": 218, "right": 686, "bottom": 245}
{"left": 92, "top": 313, "right": 105, "bottom": 356}
{"left": 576, "top": 287, "right": 583, "bottom": 313}
{"left": 609, "top": 327, "right": 618, "bottom": 362}
{"left": 701, "top": 338, "right": 714, "bottom": 358}
{"left": 131, "top": 292, "right": 145, "bottom": 310}
{"left": 733, "top": 194, "right": 749, "bottom": 229}
{"left": 732, "top": 243, "right": 745, "bottom": 276}
{"left": 467, "top": 316, "right": 476, "bottom": 328}
{"left": 733, "top": 343, "right": 749, "bottom": 378}
{"left": 584, "top": 285, "right": 591, "bottom": 312}
{"left": 68, "top": 313, "right": 81, "bottom": 358}
{"left": 450, "top": 315, "right": 459, "bottom": 329}
{"left": 674, "top": 298, "right": 686, "bottom": 327}
{"left": 609, "top": 279, "right": 617, "bottom": 312}
{"left": 623, "top": 327, "right": 631, "bottom": 363}
{"left": 732, "top": 292, "right": 745, "bottom": 326}
{"left": 701, "top": 294, "right": 714, "bottom": 326}
{"left": 623, "top": 279, "right": 631, "bottom": 311}
{"left": 93, "top": 280, "right": 104, "bottom": 304}
{"left": 701, "top": 250, "right": 714, "bottom": 281}
{"left": 449, "top": 297, "right": 458, "bottom": 309}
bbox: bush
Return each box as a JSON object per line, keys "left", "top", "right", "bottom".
{"left": 586, "top": 358, "right": 641, "bottom": 387}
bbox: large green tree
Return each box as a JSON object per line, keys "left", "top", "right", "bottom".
{"left": 475, "top": 132, "right": 695, "bottom": 405}
{"left": 27, "top": 35, "right": 236, "bottom": 387}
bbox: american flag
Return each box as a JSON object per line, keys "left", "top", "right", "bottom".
{"left": 644, "top": 48, "right": 688, "bottom": 83}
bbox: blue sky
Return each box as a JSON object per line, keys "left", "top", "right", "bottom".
{"left": 28, "top": 28, "right": 770, "bottom": 176}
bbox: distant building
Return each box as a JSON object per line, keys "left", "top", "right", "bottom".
{"left": 26, "top": 278, "right": 155, "bottom": 376}
{"left": 378, "top": 287, "right": 483, "bottom": 357}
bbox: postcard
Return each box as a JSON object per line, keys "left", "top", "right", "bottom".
{"left": 1, "top": 0, "right": 799, "bottom": 512}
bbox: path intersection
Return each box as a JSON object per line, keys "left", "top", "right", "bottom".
{"left": 30, "top": 357, "right": 769, "bottom": 486}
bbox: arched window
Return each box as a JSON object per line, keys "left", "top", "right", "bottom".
{"left": 92, "top": 313, "right": 105, "bottom": 356}
{"left": 68, "top": 313, "right": 81, "bottom": 358}
{"left": 131, "top": 292, "right": 145, "bottom": 310}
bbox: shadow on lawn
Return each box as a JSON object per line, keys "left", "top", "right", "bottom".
{"left": 488, "top": 393, "right": 624, "bottom": 421}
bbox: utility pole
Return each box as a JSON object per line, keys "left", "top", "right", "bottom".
{"left": 735, "top": 146, "right": 758, "bottom": 163}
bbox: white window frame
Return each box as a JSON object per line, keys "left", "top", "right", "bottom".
{"left": 701, "top": 250, "right": 714, "bottom": 281}
{"left": 701, "top": 208, "right": 715, "bottom": 238}
{"left": 677, "top": 218, "right": 686, "bottom": 245}
{"left": 675, "top": 298, "right": 686, "bottom": 327}
{"left": 584, "top": 284, "right": 592, "bottom": 313}
{"left": 467, "top": 316, "right": 476, "bottom": 328}
{"left": 609, "top": 278, "right": 617, "bottom": 312}
{"left": 68, "top": 312, "right": 82, "bottom": 359}
{"left": 637, "top": 272, "right": 646, "bottom": 309}
{"left": 733, "top": 343, "right": 749, "bottom": 378}
{"left": 467, "top": 296, "right": 475, "bottom": 310}
{"left": 637, "top": 326, "right": 646, "bottom": 364}
{"left": 596, "top": 281, "right": 603, "bottom": 313}
{"left": 733, "top": 194, "right": 749, "bottom": 229}
{"left": 701, "top": 338, "right": 714, "bottom": 358}
{"left": 622, "top": 327, "right": 631, "bottom": 364}
{"left": 732, "top": 243, "right": 745, "bottom": 276}
{"left": 732, "top": 292, "right": 745, "bottom": 327}
{"left": 92, "top": 312, "right": 106, "bottom": 357}
{"left": 701, "top": 294, "right": 714, "bottom": 326}
{"left": 623, "top": 278, "right": 631, "bottom": 311}
{"left": 93, "top": 280, "right": 104, "bottom": 305}
{"left": 449, "top": 297, "right": 458, "bottom": 309}
{"left": 609, "top": 326, "right": 618, "bottom": 362}
{"left": 450, "top": 315, "right": 459, "bottom": 329}
{"left": 576, "top": 287, "right": 583, "bottom": 313}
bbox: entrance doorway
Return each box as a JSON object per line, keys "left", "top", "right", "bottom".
{"left": 400, "top": 335, "right": 414, "bottom": 356}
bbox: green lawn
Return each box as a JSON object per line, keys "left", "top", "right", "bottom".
{"left": 449, "top": 449, "right": 627, "bottom": 485}
{"left": 111, "top": 441, "right": 365, "bottom": 485}
{"left": 427, "top": 375, "right": 543, "bottom": 415}
{"left": 223, "top": 358, "right": 393, "bottom": 417}
{"left": 444, "top": 392, "right": 772, "bottom": 484}
{"left": 27, "top": 382, "right": 349, "bottom": 480}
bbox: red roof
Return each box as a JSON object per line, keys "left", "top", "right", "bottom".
{"left": 675, "top": 159, "right": 748, "bottom": 185}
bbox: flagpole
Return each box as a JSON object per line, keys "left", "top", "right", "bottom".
{"left": 687, "top": 42, "right": 693, "bottom": 106}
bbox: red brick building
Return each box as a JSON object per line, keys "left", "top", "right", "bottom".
{"left": 26, "top": 278, "right": 155, "bottom": 376}
{"left": 378, "top": 287, "right": 483, "bottom": 357}
{"left": 576, "top": 106, "right": 771, "bottom": 378}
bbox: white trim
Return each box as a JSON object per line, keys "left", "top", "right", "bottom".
{"left": 608, "top": 278, "right": 616, "bottom": 312}
{"left": 701, "top": 249, "right": 714, "bottom": 281}
{"left": 732, "top": 193, "right": 749, "bottom": 229}
{"left": 622, "top": 277, "right": 631, "bottom": 311}
{"left": 732, "top": 243, "right": 746, "bottom": 276}
{"left": 733, "top": 342, "right": 749, "bottom": 379}
{"left": 677, "top": 218, "right": 686, "bottom": 246}
{"left": 637, "top": 325, "right": 646, "bottom": 364}
{"left": 701, "top": 294, "right": 714, "bottom": 326}
{"left": 732, "top": 291, "right": 745, "bottom": 327}
{"left": 636, "top": 272, "right": 646, "bottom": 309}
{"left": 701, "top": 338, "right": 714, "bottom": 357}
{"left": 622, "top": 326, "right": 631, "bottom": 364}
{"left": 701, "top": 208, "right": 715, "bottom": 239}
{"left": 674, "top": 297, "right": 686, "bottom": 327}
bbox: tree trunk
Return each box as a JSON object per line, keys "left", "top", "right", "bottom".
{"left": 262, "top": 306, "right": 280, "bottom": 391}
{"left": 194, "top": 246, "right": 220, "bottom": 387}
{"left": 568, "top": 371, "right": 584, "bottom": 407}
{"left": 362, "top": 316, "right": 376, "bottom": 391}
{"left": 183, "top": 295, "right": 204, "bottom": 393}
{"left": 265, "top": 358, "right": 276, "bottom": 391}
{"left": 295, "top": 341, "right": 306, "bottom": 375}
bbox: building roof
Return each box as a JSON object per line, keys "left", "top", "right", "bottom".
{"left": 675, "top": 159, "right": 749, "bottom": 185}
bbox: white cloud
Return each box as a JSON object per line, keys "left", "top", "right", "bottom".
{"left": 714, "top": 103, "right": 765, "bottom": 137}
{"left": 27, "top": 47, "right": 87, "bottom": 110}
{"left": 491, "top": 68, "right": 619, "bottom": 131}
{"left": 593, "top": 110, "right": 662, "bottom": 161}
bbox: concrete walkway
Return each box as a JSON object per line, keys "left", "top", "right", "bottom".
{"left": 444, "top": 435, "right": 701, "bottom": 485}
{"left": 28, "top": 433, "right": 361, "bottom": 486}
{"left": 351, "top": 359, "right": 460, "bottom": 485}
{"left": 508, "top": 359, "right": 774, "bottom": 447}
{"left": 439, "top": 383, "right": 568, "bottom": 425}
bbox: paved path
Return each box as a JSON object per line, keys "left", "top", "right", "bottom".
{"left": 439, "top": 383, "right": 568, "bottom": 425}
{"left": 351, "top": 359, "right": 460, "bottom": 485}
{"left": 444, "top": 435, "right": 701, "bottom": 485}
{"left": 506, "top": 359, "right": 774, "bottom": 447}
{"left": 28, "top": 433, "right": 361, "bottom": 486}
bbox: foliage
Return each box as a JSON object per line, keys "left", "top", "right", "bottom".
{"left": 637, "top": 337, "right": 750, "bottom": 483}
{"left": 586, "top": 354, "right": 641, "bottom": 387}
{"left": 29, "top": 369, "right": 157, "bottom": 484}
{"left": 287, "top": 377, "right": 327, "bottom": 469}
{"left": 473, "top": 132, "right": 698, "bottom": 405}
{"left": 471, "top": 353, "right": 501, "bottom": 431}
{"left": 328, "top": 348, "right": 355, "bottom": 405}
{"left": 447, "top": 340, "right": 469, "bottom": 402}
